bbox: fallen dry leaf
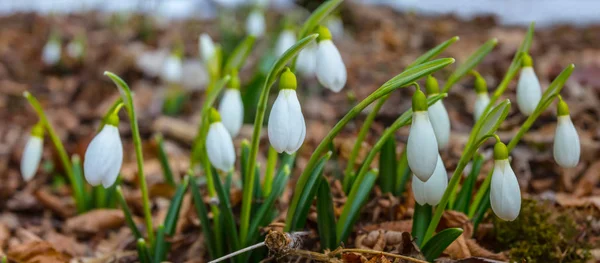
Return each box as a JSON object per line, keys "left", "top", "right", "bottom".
{"left": 7, "top": 240, "right": 71, "bottom": 263}
{"left": 34, "top": 188, "right": 76, "bottom": 218}
{"left": 65, "top": 209, "right": 124, "bottom": 234}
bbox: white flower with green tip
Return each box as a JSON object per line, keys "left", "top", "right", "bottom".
{"left": 296, "top": 41, "right": 317, "bottom": 77}
{"left": 268, "top": 68, "right": 306, "bottom": 154}
{"left": 490, "top": 141, "right": 521, "bottom": 221}
{"left": 42, "top": 37, "right": 61, "bottom": 66}
{"left": 274, "top": 29, "right": 296, "bottom": 58}
{"left": 218, "top": 71, "right": 244, "bottom": 137}
{"left": 316, "top": 26, "right": 347, "bottom": 92}
{"left": 21, "top": 124, "right": 44, "bottom": 181}
{"left": 425, "top": 75, "right": 450, "bottom": 150}
{"left": 206, "top": 108, "right": 236, "bottom": 172}
{"left": 407, "top": 89, "right": 439, "bottom": 182}
{"left": 84, "top": 114, "right": 123, "bottom": 188}
{"left": 246, "top": 9, "right": 265, "bottom": 37}
{"left": 473, "top": 73, "right": 489, "bottom": 121}
{"left": 412, "top": 155, "right": 448, "bottom": 206}
{"left": 199, "top": 33, "right": 215, "bottom": 64}
{"left": 553, "top": 97, "right": 580, "bottom": 168}
{"left": 516, "top": 54, "right": 542, "bottom": 116}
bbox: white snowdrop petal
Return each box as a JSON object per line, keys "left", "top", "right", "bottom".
{"left": 67, "top": 41, "right": 83, "bottom": 59}
{"left": 218, "top": 89, "right": 244, "bottom": 137}
{"left": 428, "top": 100, "right": 450, "bottom": 150}
{"left": 407, "top": 111, "right": 439, "bottom": 182}
{"left": 474, "top": 93, "right": 490, "bottom": 121}
{"left": 199, "top": 34, "right": 215, "bottom": 63}
{"left": 490, "top": 160, "right": 521, "bottom": 221}
{"left": 246, "top": 11, "right": 265, "bottom": 37}
{"left": 42, "top": 41, "right": 61, "bottom": 65}
{"left": 274, "top": 30, "right": 297, "bottom": 58}
{"left": 516, "top": 67, "right": 542, "bottom": 116}
{"left": 268, "top": 90, "right": 290, "bottom": 153}
{"left": 283, "top": 90, "right": 306, "bottom": 153}
{"left": 21, "top": 136, "right": 43, "bottom": 181}
{"left": 296, "top": 42, "right": 317, "bottom": 77}
{"left": 423, "top": 155, "right": 448, "bottom": 205}
{"left": 553, "top": 116, "right": 580, "bottom": 168}
{"left": 84, "top": 125, "right": 123, "bottom": 187}
{"left": 162, "top": 55, "right": 182, "bottom": 83}
{"left": 411, "top": 174, "right": 427, "bottom": 205}
{"left": 206, "top": 122, "right": 236, "bottom": 171}
{"left": 316, "top": 40, "right": 346, "bottom": 92}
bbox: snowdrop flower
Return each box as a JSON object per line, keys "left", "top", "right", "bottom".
{"left": 407, "top": 89, "right": 439, "bottom": 182}
{"left": 199, "top": 33, "right": 215, "bottom": 64}
{"left": 490, "top": 141, "right": 521, "bottom": 221}
{"left": 425, "top": 75, "right": 450, "bottom": 149}
{"left": 205, "top": 108, "right": 236, "bottom": 171}
{"left": 21, "top": 123, "right": 44, "bottom": 181}
{"left": 473, "top": 73, "right": 489, "bottom": 122}
{"left": 161, "top": 52, "right": 182, "bottom": 84}
{"left": 315, "top": 26, "right": 347, "bottom": 92}
{"left": 84, "top": 114, "right": 123, "bottom": 188}
{"left": 553, "top": 97, "right": 580, "bottom": 168}
{"left": 296, "top": 41, "right": 317, "bottom": 77}
{"left": 516, "top": 54, "right": 542, "bottom": 116}
{"left": 42, "top": 36, "right": 61, "bottom": 66}
{"left": 325, "top": 15, "right": 344, "bottom": 39}
{"left": 268, "top": 68, "right": 306, "bottom": 154}
{"left": 66, "top": 39, "right": 84, "bottom": 60}
{"left": 274, "top": 28, "right": 297, "bottom": 58}
{"left": 218, "top": 71, "right": 244, "bottom": 137}
{"left": 246, "top": 9, "right": 265, "bottom": 38}
{"left": 412, "top": 155, "right": 448, "bottom": 205}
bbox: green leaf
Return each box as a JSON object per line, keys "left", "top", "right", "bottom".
{"left": 155, "top": 134, "right": 176, "bottom": 187}
{"left": 240, "top": 140, "right": 251, "bottom": 188}
{"left": 412, "top": 204, "right": 432, "bottom": 247}
{"left": 224, "top": 36, "right": 256, "bottom": 73}
{"left": 378, "top": 136, "right": 397, "bottom": 194}
{"left": 453, "top": 154, "right": 484, "bottom": 213}
{"left": 538, "top": 64, "right": 575, "bottom": 110}
{"left": 475, "top": 99, "right": 511, "bottom": 143}
{"left": 337, "top": 170, "right": 377, "bottom": 244}
{"left": 316, "top": 177, "right": 337, "bottom": 250}
{"left": 406, "top": 36, "right": 459, "bottom": 69}
{"left": 116, "top": 186, "right": 142, "bottom": 240}
{"left": 163, "top": 176, "right": 190, "bottom": 236}
{"left": 471, "top": 188, "right": 491, "bottom": 236}
{"left": 190, "top": 178, "right": 217, "bottom": 260}
{"left": 210, "top": 168, "right": 241, "bottom": 251}
{"left": 70, "top": 155, "right": 87, "bottom": 213}
{"left": 394, "top": 148, "right": 411, "bottom": 196}
{"left": 298, "top": 0, "right": 343, "bottom": 39}
{"left": 153, "top": 225, "right": 170, "bottom": 262}
{"left": 263, "top": 146, "right": 278, "bottom": 197}
{"left": 136, "top": 238, "right": 152, "bottom": 263}
{"left": 421, "top": 228, "right": 464, "bottom": 261}
{"left": 442, "top": 38, "right": 497, "bottom": 93}
{"left": 289, "top": 152, "right": 332, "bottom": 231}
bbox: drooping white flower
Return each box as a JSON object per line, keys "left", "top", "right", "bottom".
{"left": 246, "top": 10, "right": 265, "bottom": 38}
{"left": 66, "top": 40, "right": 84, "bottom": 59}
{"left": 516, "top": 55, "right": 542, "bottom": 116}
{"left": 425, "top": 75, "right": 450, "bottom": 149}
{"left": 490, "top": 142, "right": 521, "bottom": 221}
{"left": 21, "top": 125, "right": 44, "bottom": 182}
{"left": 412, "top": 155, "right": 448, "bottom": 205}
{"left": 268, "top": 69, "right": 306, "bottom": 154}
{"left": 84, "top": 121, "right": 123, "bottom": 188}
{"left": 274, "top": 29, "right": 297, "bottom": 58}
{"left": 42, "top": 39, "right": 61, "bottom": 65}
{"left": 199, "top": 33, "right": 215, "bottom": 64}
{"left": 161, "top": 54, "right": 182, "bottom": 84}
{"left": 315, "top": 26, "right": 346, "bottom": 92}
{"left": 205, "top": 109, "right": 236, "bottom": 172}
{"left": 474, "top": 92, "right": 490, "bottom": 122}
{"left": 296, "top": 41, "right": 317, "bottom": 77}
{"left": 553, "top": 99, "right": 580, "bottom": 168}
{"left": 326, "top": 16, "right": 344, "bottom": 39}
{"left": 218, "top": 72, "right": 244, "bottom": 137}
{"left": 407, "top": 89, "right": 439, "bottom": 182}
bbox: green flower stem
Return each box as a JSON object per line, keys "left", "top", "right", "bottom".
{"left": 263, "top": 146, "right": 278, "bottom": 197}
{"left": 23, "top": 92, "right": 83, "bottom": 209}
{"left": 285, "top": 58, "right": 455, "bottom": 231}
{"left": 99, "top": 98, "right": 124, "bottom": 132}
{"left": 104, "top": 71, "right": 154, "bottom": 243}
{"left": 343, "top": 94, "right": 390, "bottom": 193}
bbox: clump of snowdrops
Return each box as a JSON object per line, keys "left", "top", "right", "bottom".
{"left": 20, "top": 0, "right": 580, "bottom": 262}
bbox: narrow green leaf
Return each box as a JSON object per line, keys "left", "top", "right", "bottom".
{"left": 155, "top": 134, "right": 176, "bottom": 187}
{"left": 453, "top": 154, "right": 484, "bottom": 213}
{"left": 378, "top": 136, "right": 397, "bottom": 194}
{"left": 421, "top": 228, "right": 464, "bottom": 261}
{"left": 538, "top": 64, "right": 575, "bottom": 111}
{"left": 337, "top": 170, "right": 377, "bottom": 244}
{"left": 442, "top": 38, "right": 497, "bottom": 93}
{"left": 253, "top": 164, "right": 262, "bottom": 199}
{"left": 289, "top": 152, "right": 332, "bottom": 231}
{"left": 475, "top": 99, "right": 511, "bottom": 143}
{"left": 394, "top": 148, "right": 411, "bottom": 197}
{"left": 298, "top": 0, "right": 343, "bottom": 39}
{"left": 136, "top": 238, "right": 152, "bottom": 263}
{"left": 472, "top": 188, "right": 491, "bottom": 236}
{"left": 316, "top": 177, "right": 337, "bottom": 251}
{"left": 153, "top": 225, "right": 169, "bottom": 262}
{"left": 240, "top": 139, "right": 251, "bottom": 188}
{"left": 407, "top": 36, "right": 459, "bottom": 69}
{"left": 412, "top": 204, "right": 432, "bottom": 247}
{"left": 263, "top": 146, "right": 278, "bottom": 197}
{"left": 94, "top": 185, "right": 107, "bottom": 209}
{"left": 210, "top": 168, "right": 241, "bottom": 251}
{"left": 164, "top": 177, "right": 190, "bottom": 236}
{"left": 190, "top": 178, "right": 217, "bottom": 260}
{"left": 71, "top": 155, "right": 87, "bottom": 213}
{"left": 116, "top": 186, "right": 142, "bottom": 240}
{"left": 224, "top": 36, "right": 256, "bottom": 73}
{"left": 103, "top": 177, "right": 119, "bottom": 208}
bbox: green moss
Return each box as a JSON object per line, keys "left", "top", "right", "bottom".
{"left": 493, "top": 199, "right": 590, "bottom": 263}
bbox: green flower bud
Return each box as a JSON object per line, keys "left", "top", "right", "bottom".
{"left": 494, "top": 141, "right": 509, "bottom": 160}
{"left": 412, "top": 88, "right": 428, "bottom": 112}
{"left": 279, "top": 67, "right": 297, "bottom": 90}
{"left": 425, "top": 75, "right": 440, "bottom": 95}
{"left": 230, "top": 69, "right": 241, "bottom": 90}
{"left": 317, "top": 26, "right": 332, "bottom": 42}
{"left": 557, "top": 96, "right": 569, "bottom": 116}
{"left": 31, "top": 122, "right": 45, "bottom": 138}
{"left": 106, "top": 112, "right": 120, "bottom": 126}
{"left": 474, "top": 73, "right": 488, "bottom": 94}
{"left": 522, "top": 53, "right": 533, "bottom": 68}
{"left": 208, "top": 107, "right": 221, "bottom": 123}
